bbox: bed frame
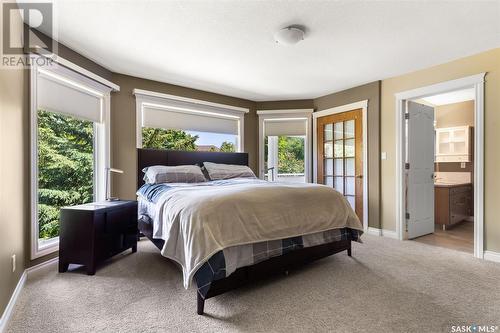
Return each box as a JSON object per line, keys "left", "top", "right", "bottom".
{"left": 137, "top": 148, "right": 352, "bottom": 315}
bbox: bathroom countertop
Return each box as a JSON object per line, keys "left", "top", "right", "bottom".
{"left": 434, "top": 182, "right": 472, "bottom": 188}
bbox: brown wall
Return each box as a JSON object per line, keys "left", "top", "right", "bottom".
{"left": 381, "top": 48, "right": 500, "bottom": 252}
{"left": 255, "top": 100, "right": 314, "bottom": 110}
{"left": 110, "top": 74, "right": 257, "bottom": 200}
{"left": 435, "top": 100, "right": 474, "bottom": 128}
{"left": 434, "top": 100, "right": 474, "bottom": 178}
{"left": 313, "top": 82, "right": 381, "bottom": 229}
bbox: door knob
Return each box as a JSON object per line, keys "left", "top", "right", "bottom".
{"left": 355, "top": 175, "right": 363, "bottom": 179}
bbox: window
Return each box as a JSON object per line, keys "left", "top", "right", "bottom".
{"left": 258, "top": 110, "right": 313, "bottom": 183}
{"left": 37, "top": 111, "right": 95, "bottom": 241}
{"left": 31, "top": 59, "right": 113, "bottom": 258}
{"left": 264, "top": 135, "right": 305, "bottom": 182}
{"left": 141, "top": 128, "right": 237, "bottom": 152}
{"left": 134, "top": 89, "right": 248, "bottom": 151}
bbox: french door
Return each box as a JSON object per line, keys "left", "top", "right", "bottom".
{"left": 317, "top": 109, "right": 363, "bottom": 222}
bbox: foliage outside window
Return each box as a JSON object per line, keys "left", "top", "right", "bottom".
{"left": 37, "top": 110, "right": 94, "bottom": 239}
{"left": 142, "top": 127, "right": 236, "bottom": 152}
{"left": 265, "top": 136, "right": 305, "bottom": 174}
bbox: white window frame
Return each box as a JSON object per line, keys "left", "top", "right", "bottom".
{"left": 133, "top": 89, "right": 248, "bottom": 152}
{"left": 257, "top": 109, "right": 313, "bottom": 183}
{"left": 30, "top": 56, "right": 117, "bottom": 259}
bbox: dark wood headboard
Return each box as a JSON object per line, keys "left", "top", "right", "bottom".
{"left": 137, "top": 149, "right": 249, "bottom": 187}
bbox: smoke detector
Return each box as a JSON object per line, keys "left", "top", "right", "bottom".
{"left": 273, "top": 26, "right": 305, "bottom": 45}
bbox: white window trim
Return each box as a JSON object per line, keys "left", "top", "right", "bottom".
{"left": 30, "top": 56, "right": 117, "bottom": 259}
{"left": 133, "top": 89, "right": 248, "bottom": 152}
{"left": 257, "top": 109, "right": 313, "bottom": 183}
{"left": 312, "top": 101, "right": 369, "bottom": 233}
{"left": 394, "top": 73, "right": 485, "bottom": 259}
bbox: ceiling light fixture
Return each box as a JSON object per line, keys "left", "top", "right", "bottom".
{"left": 273, "top": 26, "right": 305, "bottom": 45}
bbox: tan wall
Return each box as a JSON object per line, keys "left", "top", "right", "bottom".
{"left": 380, "top": 48, "right": 500, "bottom": 252}
{"left": 0, "top": 8, "right": 27, "bottom": 316}
{"left": 110, "top": 74, "right": 257, "bottom": 200}
{"left": 0, "top": 65, "right": 28, "bottom": 316}
{"left": 435, "top": 100, "right": 474, "bottom": 128}
{"left": 313, "top": 82, "right": 381, "bottom": 229}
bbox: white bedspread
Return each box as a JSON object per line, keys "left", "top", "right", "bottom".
{"left": 144, "top": 178, "right": 363, "bottom": 288}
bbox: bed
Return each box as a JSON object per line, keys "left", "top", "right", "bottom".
{"left": 136, "top": 148, "right": 363, "bottom": 315}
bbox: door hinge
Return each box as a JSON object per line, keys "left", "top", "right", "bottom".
{"left": 404, "top": 113, "right": 410, "bottom": 120}
{"left": 405, "top": 163, "right": 410, "bottom": 170}
{"left": 405, "top": 212, "right": 410, "bottom": 219}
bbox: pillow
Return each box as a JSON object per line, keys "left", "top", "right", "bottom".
{"left": 142, "top": 165, "right": 206, "bottom": 184}
{"left": 203, "top": 162, "right": 256, "bottom": 180}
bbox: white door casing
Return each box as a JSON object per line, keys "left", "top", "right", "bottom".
{"left": 406, "top": 101, "right": 435, "bottom": 239}
{"left": 394, "top": 73, "right": 485, "bottom": 258}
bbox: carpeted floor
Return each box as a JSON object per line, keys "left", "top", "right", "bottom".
{"left": 6, "top": 235, "right": 500, "bottom": 333}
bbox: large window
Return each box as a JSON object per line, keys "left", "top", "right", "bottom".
{"left": 264, "top": 136, "right": 305, "bottom": 182}
{"left": 37, "top": 110, "right": 95, "bottom": 240}
{"left": 141, "top": 128, "right": 237, "bottom": 152}
{"left": 258, "top": 110, "right": 313, "bottom": 183}
{"left": 134, "top": 89, "right": 247, "bottom": 151}
{"left": 31, "top": 60, "right": 113, "bottom": 258}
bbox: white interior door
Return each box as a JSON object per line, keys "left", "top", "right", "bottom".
{"left": 406, "top": 101, "right": 435, "bottom": 239}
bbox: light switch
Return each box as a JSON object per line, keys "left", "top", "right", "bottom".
{"left": 381, "top": 152, "right": 387, "bottom": 160}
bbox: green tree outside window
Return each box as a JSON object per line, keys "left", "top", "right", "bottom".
{"left": 37, "top": 110, "right": 94, "bottom": 239}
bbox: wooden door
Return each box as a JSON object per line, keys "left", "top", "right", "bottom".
{"left": 317, "top": 109, "right": 363, "bottom": 221}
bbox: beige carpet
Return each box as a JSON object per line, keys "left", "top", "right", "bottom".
{"left": 6, "top": 235, "right": 500, "bottom": 333}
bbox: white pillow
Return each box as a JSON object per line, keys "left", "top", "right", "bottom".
{"left": 142, "top": 165, "right": 206, "bottom": 184}
{"left": 203, "top": 162, "right": 256, "bottom": 180}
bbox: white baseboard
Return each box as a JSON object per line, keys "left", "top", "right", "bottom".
{"left": 0, "top": 272, "right": 26, "bottom": 333}
{"left": 366, "top": 227, "right": 399, "bottom": 239}
{"left": 381, "top": 229, "right": 399, "bottom": 239}
{"left": 25, "top": 257, "right": 59, "bottom": 274}
{"left": 367, "top": 227, "right": 382, "bottom": 236}
{"left": 0, "top": 257, "right": 59, "bottom": 333}
{"left": 484, "top": 251, "right": 500, "bottom": 263}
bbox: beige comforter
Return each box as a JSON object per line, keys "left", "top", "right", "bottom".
{"left": 149, "top": 178, "right": 363, "bottom": 288}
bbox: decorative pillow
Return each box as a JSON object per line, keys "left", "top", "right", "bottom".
{"left": 142, "top": 165, "right": 206, "bottom": 184}
{"left": 203, "top": 162, "right": 256, "bottom": 180}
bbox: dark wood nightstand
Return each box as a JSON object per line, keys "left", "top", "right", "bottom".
{"left": 59, "top": 200, "right": 138, "bottom": 275}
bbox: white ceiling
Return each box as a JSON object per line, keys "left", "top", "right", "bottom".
{"left": 44, "top": 0, "right": 500, "bottom": 101}
{"left": 421, "top": 88, "right": 475, "bottom": 106}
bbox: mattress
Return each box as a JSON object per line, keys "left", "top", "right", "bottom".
{"left": 137, "top": 178, "right": 363, "bottom": 293}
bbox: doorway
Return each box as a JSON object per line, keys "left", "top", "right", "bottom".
{"left": 395, "top": 74, "right": 485, "bottom": 258}
{"left": 317, "top": 109, "right": 363, "bottom": 220}
{"left": 313, "top": 100, "right": 368, "bottom": 230}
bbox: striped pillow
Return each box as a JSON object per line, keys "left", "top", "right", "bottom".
{"left": 142, "top": 165, "right": 206, "bottom": 184}
{"left": 203, "top": 162, "right": 256, "bottom": 180}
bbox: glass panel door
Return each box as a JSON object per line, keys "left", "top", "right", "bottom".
{"left": 323, "top": 119, "right": 357, "bottom": 210}
{"left": 317, "top": 109, "right": 363, "bottom": 221}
